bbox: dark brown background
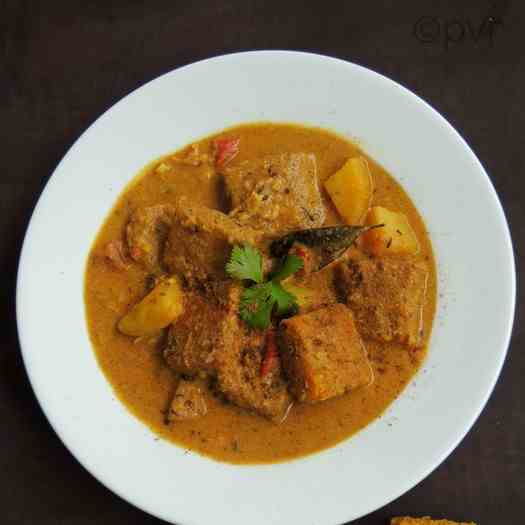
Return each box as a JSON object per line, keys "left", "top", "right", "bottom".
{"left": 1, "top": 0, "right": 523, "bottom": 524}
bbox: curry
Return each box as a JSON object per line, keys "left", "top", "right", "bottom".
{"left": 85, "top": 123, "right": 436, "bottom": 464}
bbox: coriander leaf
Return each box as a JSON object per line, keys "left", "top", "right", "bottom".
{"left": 241, "top": 298, "right": 274, "bottom": 330}
{"left": 240, "top": 282, "right": 273, "bottom": 305}
{"left": 239, "top": 283, "right": 275, "bottom": 329}
{"left": 225, "top": 244, "right": 263, "bottom": 283}
{"left": 271, "top": 255, "right": 304, "bottom": 282}
{"left": 271, "top": 282, "right": 298, "bottom": 315}
{"left": 239, "top": 282, "right": 299, "bottom": 329}
{"left": 227, "top": 246, "right": 303, "bottom": 330}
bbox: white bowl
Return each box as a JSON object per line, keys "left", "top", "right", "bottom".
{"left": 16, "top": 51, "right": 515, "bottom": 525}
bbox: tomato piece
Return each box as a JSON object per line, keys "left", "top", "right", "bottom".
{"left": 213, "top": 137, "right": 240, "bottom": 167}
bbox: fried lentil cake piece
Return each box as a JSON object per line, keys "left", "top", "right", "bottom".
{"left": 164, "top": 282, "right": 292, "bottom": 421}
{"left": 166, "top": 379, "right": 208, "bottom": 421}
{"left": 337, "top": 256, "right": 429, "bottom": 348}
{"left": 279, "top": 304, "right": 373, "bottom": 402}
{"left": 163, "top": 282, "right": 240, "bottom": 376}
{"left": 126, "top": 204, "right": 173, "bottom": 272}
{"left": 215, "top": 327, "right": 293, "bottom": 423}
{"left": 163, "top": 197, "right": 266, "bottom": 284}
{"left": 224, "top": 153, "right": 325, "bottom": 235}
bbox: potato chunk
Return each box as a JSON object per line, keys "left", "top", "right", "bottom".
{"left": 279, "top": 304, "right": 373, "bottom": 402}
{"left": 361, "top": 206, "right": 419, "bottom": 255}
{"left": 118, "top": 276, "right": 184, "bottom": 336}
{"left": 282, "top": 264, "right": 337, "bottom": 314}
{"left": 324, "top": 157, "right": 373, "bottom": 224}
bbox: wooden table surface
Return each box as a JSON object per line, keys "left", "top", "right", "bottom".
{"left": 1, "top": 1, "right": 523, "bottom": 523}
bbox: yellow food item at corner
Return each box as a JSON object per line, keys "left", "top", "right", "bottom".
{"left": 324, "top": 156, "right": 374, "bottom": 225}
{"left": 391, "top": 517, "right": 476, "bottom": 525}
{"left": 118, "top": 276, "right": 184, "bottom": 336}
{"left": 361, "top": 206, "right": 420, "bottom": 255}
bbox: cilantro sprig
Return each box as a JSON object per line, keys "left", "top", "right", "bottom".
{"left": 226, "top": 245, "right": 303, "bottom": 329}
{"left": 225, "top": 244, "right": 264, "bottom": 283}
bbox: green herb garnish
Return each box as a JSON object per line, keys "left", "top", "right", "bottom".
{"left": 225, "top": 244, "right": 264, "bottom": 283}
{"left": 270, "top": 253, "right": 304, "bottom": 282}
{"left": 226, "top": 245, "right": 303, "bottom": 329}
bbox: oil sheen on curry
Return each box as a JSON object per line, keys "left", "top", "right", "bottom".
{"left": 85, "top": 123, "right": 436, "bottom": 464}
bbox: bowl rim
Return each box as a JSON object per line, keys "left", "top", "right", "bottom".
{"left": 16, "top": 50, "right": 516, "bottom": 524}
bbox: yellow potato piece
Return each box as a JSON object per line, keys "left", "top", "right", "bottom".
{"left": 281, "top": 282, "right": 316, "bottom": 309}
{"left": 118, "top": 276, "right": 184, "bottom": 336}
{"left": 324, "top": 156, "right": 374, "bottom": 224}
{"left": 361, "top": 206, "right": 420, "bottom": 255}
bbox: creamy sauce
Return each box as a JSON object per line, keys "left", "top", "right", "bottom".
{"left": 84, "top": 123, "right": 436, "bottom": 464}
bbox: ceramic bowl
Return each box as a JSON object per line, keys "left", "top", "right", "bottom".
{"left": 16, "top": 51, "right": 515, "bottom": 525}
